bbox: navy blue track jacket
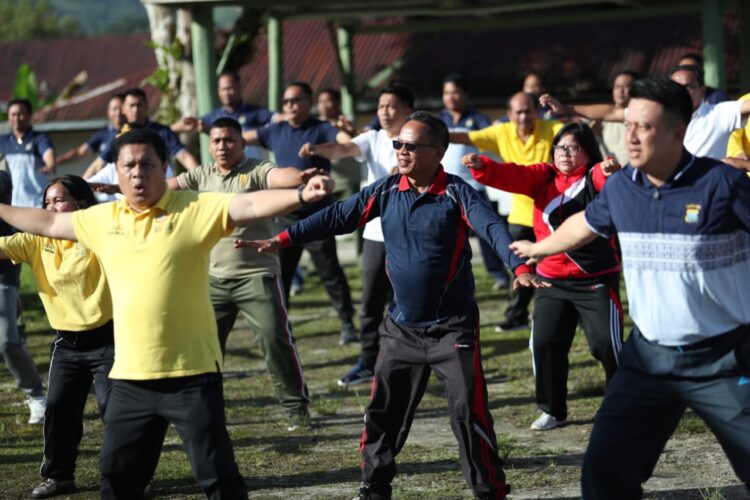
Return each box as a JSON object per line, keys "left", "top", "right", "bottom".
{"left": 278, "top": 167, "right": 528, "bottom": 327}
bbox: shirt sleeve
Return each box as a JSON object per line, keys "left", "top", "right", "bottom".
{"left": 283, "top": 179, "right": 385, "bottom": 245}
{"left": 713, "top": 101, "right": 744, "bottom": 134}
{"left": 468, "top": 124, "right": 502, "bottom": 155}
{"left": 37, "top": 133, "right": 54, "bottom": 156}
{"left": 584, "top": 182, "right": 615, "bottom": 237}
{"left": 248, "top": 161, "right": 276, "bottom": 190}
{"left": 161, "top": 129, "right": 186, "bottom": 158}
{"left": 71, "top": 206, "right": 105, "bottom": 254}
{"left": 87, "top": 164, "right": 117, "bottom": 185}
{"left": 191, "top": 193, "right": 235, "bottom": 248}
{"left": 469, "top": 156, "right": 548, "bottom": 197}
{"left": 322, "top": 122, "right": 340, "bottom": 143}
{"left": 255, "top": 125, "right": 272, "bottom": 150}
{"left": 176, "top": 167, "right": 202, "bottom": 190}
{"left": 453, "top": 181, "right": 525, "bottom": 271}
{"left": 85, "top": 130, "right": 105, "bottom": 151}
{"left": 351, "top": 131, "right": 373, "bottom": 162}
{"left": 0, "top": 233, "right": 34, "bottom": 265}
{"left": 99, "top": 140, "right": 115, "bottom": 163}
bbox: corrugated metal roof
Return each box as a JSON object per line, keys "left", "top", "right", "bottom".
{"left": 0, "top": 34, "right": 156, "bottom": 102}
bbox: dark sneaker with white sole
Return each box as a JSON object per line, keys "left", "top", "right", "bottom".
{"left": 338, "top": 360, "right": 374, "bottom": 386}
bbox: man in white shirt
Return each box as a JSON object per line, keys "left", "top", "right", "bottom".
{"left": 298, "top": 85, "right": 413, "bottom": 386}
{"left": 670, "top": 64, "right": 750, "bottom": 159}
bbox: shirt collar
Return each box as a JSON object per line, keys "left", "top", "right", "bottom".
{"left": 119, "top": 188, "right": 171, "bottom": 215}
{"left": 632, "top": 149, "right": 696, "bottom": 187}
{"left": 398, "top": 165, "right": 448, "bottom": 195}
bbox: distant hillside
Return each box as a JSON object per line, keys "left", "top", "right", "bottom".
{"left": 49, "top": 0, "right": 149, "bottom": 35}
{"left": 50, "top": 0, "right": 241, "bottom": 36}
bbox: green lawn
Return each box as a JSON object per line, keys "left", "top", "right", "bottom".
{"left": 0, "top": 256, "right": 723, "bottom": 499}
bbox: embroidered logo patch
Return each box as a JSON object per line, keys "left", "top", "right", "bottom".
{"left": 239, "top": 173, "right": 248, "bottom": 185}
{"left": 684, "top": 204, "right": 701, "bottom": 224}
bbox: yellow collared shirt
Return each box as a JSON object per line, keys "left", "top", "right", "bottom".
{"left": 0, "top": 233, "right": 112, "bottom": 331}
{"left": 71, "top": 190, "right": 234, "bottom": 380}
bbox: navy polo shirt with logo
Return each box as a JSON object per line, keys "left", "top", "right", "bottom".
{"left": 0, "top": 128, "right": 54, "bottom": 207}
{"left": 86, "top": 125, "right": 118, "bottom": 155}
{"left": 99, "top": 121, "right": 185, "bottom": 163}
{"left": 278, "top": 167, "right": 528, "bottom": 327}
{"left": 256, "top": 117, "right": 339, "bottom": 172}
{"left": 584, "top": 150, "right": 750, "bottom": 346}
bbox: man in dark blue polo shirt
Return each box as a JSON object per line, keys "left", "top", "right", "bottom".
{"left": 245, "top": 81, "right": 357, "bottom": 343}
{"left": 0, "top": 98, "right": 55, "bottom": 207}
{"left": 57, "top": 94, "right": 123, "bottom": 166}
{"left": 172, "top": 71, "right": 274, "bottom": 160}
{"left": 84, "top": 87, "right": 198, "bottom": 178}
{"left": 512, "top": 78, "right": 750, "bottom": 499}
{"left": 238, "top": 112, "right": 543, "bottom": 500}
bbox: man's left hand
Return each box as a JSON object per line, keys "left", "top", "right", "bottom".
{"left": 513, "top": 273, "right": 551, "bottom": 290}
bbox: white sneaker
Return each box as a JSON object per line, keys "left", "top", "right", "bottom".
{"left": 530, "top": 412, "right": 564, "bottom": 431}
{"left": 26, "top": 396, "right": 46, "bottom": 425}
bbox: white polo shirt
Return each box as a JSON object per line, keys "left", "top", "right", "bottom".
{"left": 684, "top": 100, "right": 744, "bottom": 160}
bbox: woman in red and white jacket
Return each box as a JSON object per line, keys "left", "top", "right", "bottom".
{"left": 462, "top": 122, "right": 623, "bottom": 431}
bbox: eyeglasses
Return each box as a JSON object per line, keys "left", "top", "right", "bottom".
{"left": 282, "top": 97, "right": 306, "bottom": 106}
{"left": 392, "top": 140, "right": 439, "bottom": 152}
{"left": 552, "top": 145, "right": 581, "bottom": 156}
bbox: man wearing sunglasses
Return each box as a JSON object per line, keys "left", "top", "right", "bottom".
{"left": 243, "top": 81, "right": 358, "bottom": 345}
{"left": 236, "top": 111, "right": 545, "bottom": 500}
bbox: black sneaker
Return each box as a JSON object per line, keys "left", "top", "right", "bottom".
{"left": 339, "top": 322, "right": 359, "bottom": 345}
{"left": 494, "top": 318, "right": 529, "bottom": 332}
{"left": 31, "top": 478, "right": 76, "bottom": 498}
{"left": 354, "top": 481, "right": 392, "bottom": 500}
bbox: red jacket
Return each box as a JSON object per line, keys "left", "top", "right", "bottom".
{"left": 471, "top": 156, "right": 620, "bottom": 280}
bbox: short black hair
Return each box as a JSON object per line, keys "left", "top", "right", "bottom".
{"left": 612, "top": 70, "right": 639, "bottom": 84}
{"left": 551, "top": 122, "right": 603, "bottom": 168}
{"left": 122, "top": 87, "right": 148, "bottom": 103}
{"left": 43, "top": 175, "right": 97, "bottom": 209}
{"left": 109, "top": 93, "right": 124, "bottom": 103}
{"left": 629, "top": 77, "right": 693, "bottom": 126}
{"left": 210, "top": 117, "right": 243, "bottom": 135}
{"left": 443, "top": 73, "right": 469, "bottom": 94}
{"left": 407, "top": 111, "right": 449, "bottom": 148}
{"left": 218, "top": 71, "right": 240, "bottom": 83}
{"left": 678, "top": 52, "right": 703, "bottom": 67}
{"left": 318, "top": 88, "right": 341, "bottom": 104}
{"left": 669, "top": 64, "right": 704, "bottom": 87}
{"left": 286, "top": 81, "right": 313, "bottom": 100}
{"left": 8, "top": 98, "right": 32, "bottom": 114}
{"left": 379, "top": 85, "right": 414, "bottom": 109}
{"left": 113, "top": 128, "right": 167, "bottom": 164}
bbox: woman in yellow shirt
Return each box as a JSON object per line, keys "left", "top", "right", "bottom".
{"left": 0, "top": 175, "right": 114, "bottom": 499}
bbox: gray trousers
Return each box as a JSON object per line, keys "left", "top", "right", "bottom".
{"left": 581, "top": 326, "right": 750, "bottom": 499}
{"left": 0, "top": 284, "right": 43, "bottom": 397}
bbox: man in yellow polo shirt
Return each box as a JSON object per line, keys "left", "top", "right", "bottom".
{"left": 0, "top": 128, "right": 334, "bottom": 499}
{"left": 450, "top": 92, "right": 562, "bottom": 331}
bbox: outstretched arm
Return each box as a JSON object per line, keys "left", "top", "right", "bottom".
{"left": 0, "top": 205, "right": 76, "bottom": 241}
{"left": 267, "top": 167, "right": 327, "bottom": 189}
{"left": 510, "top": 211, "right": 596, "bottom": 264}
{"left": 227, "top": 174, "right": 334, "bottom": 227}
{"left": 540, "top": 94, "right": 624, "bottom": 122}
{"left": 449, "top": 131, "right": 473, "bottom": 145}
{"left": 298, "top": 141, "right": 361, "bottom": 160}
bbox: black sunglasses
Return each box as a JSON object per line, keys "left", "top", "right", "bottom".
{"left": 392, "top": 140, "right": 439, "bottom": 152}
{"left": 282, "top": 97, "right": 306, "bottom": 106}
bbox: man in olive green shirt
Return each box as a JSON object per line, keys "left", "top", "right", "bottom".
{"left": 168, "top": 117, "right": 315, "bottom": 430}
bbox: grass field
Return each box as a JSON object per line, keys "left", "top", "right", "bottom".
{"left": 0, "top": 246, "right": 744, "bottom": 499}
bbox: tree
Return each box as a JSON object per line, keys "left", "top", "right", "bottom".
{"left": 0, "top": 0, "right": 79, "bottom": 41}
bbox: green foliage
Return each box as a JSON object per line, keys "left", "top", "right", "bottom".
{"left": 47, "top": 0, "right": 148, "bottom": 35}
{"left": 144, "top": 39, "right": 185, "bottom": 125}
{"left": 0, "top": 0, "right": 79, "bottom": 41}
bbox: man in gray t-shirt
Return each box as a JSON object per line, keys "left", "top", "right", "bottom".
{"left": 168, "top": 117, "right": 318, "bottom": 431}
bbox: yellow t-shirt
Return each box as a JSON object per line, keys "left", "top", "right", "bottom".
{"left": 469, "top": 119, "right": 563, "bottom": 226}
{"left": 71, "top": 190, "right": 234, "bottom": 380}
{"left": 727, "top": 92, "right": 750, "bottom": 159}
{"left": 0, "top": 233, "right": 112, "bottom": 331}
